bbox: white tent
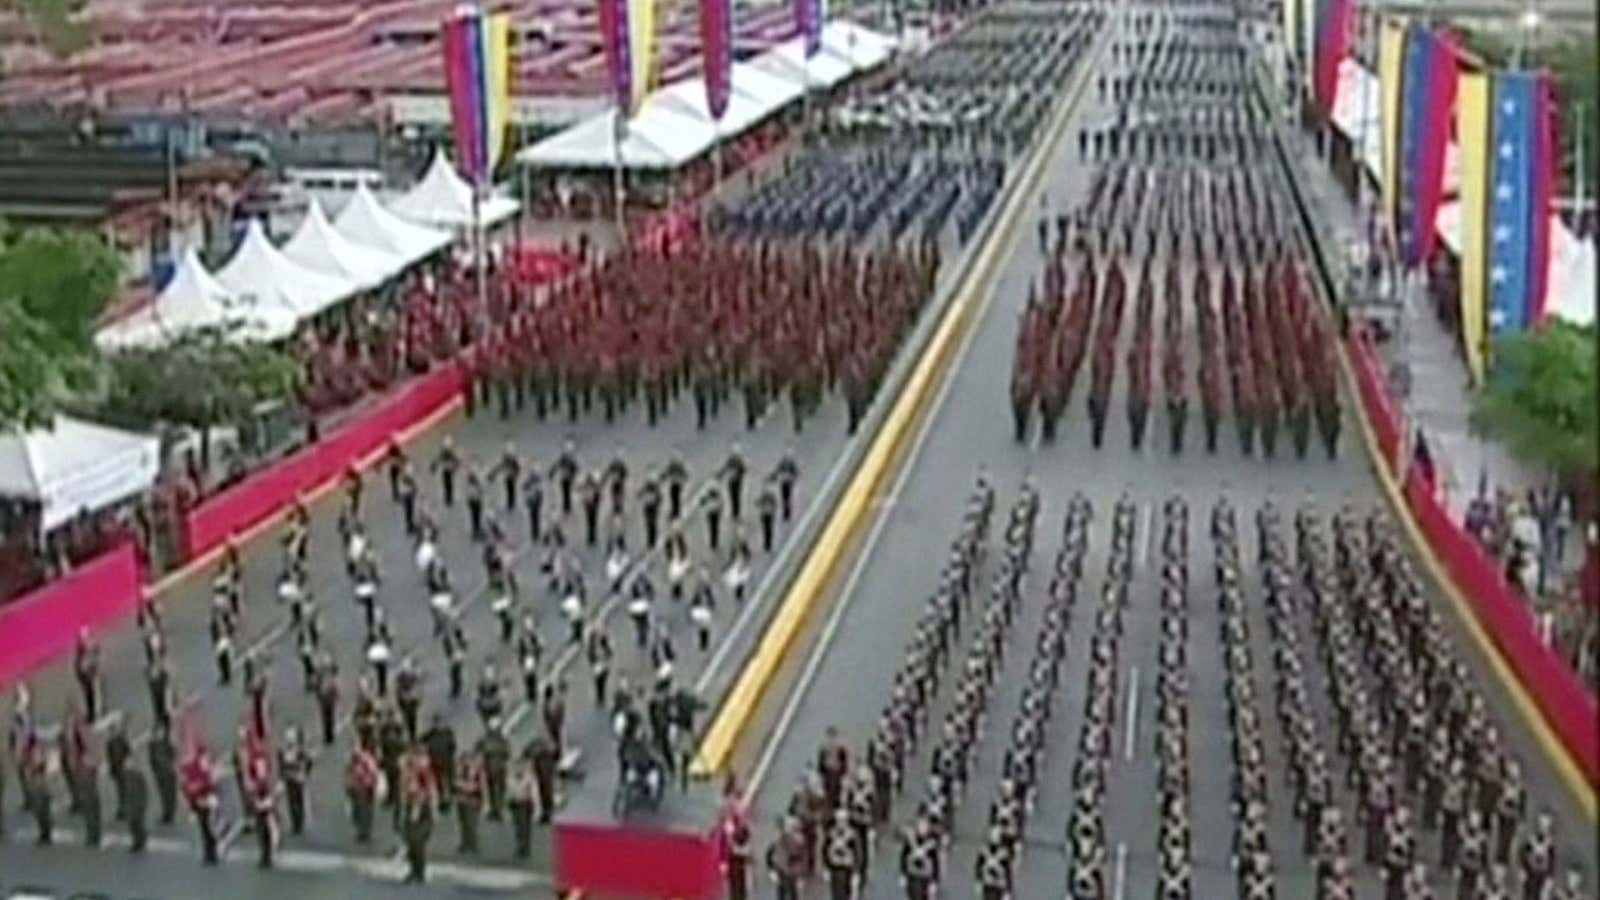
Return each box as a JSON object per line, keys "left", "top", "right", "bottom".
{"left": 519, "top": 63, "right": 802, "bottom": 170}
{"left": 335, "top": 182, "right": 454, "bottom": 264}
{"left": 283, "top": 199, "right": 403, "bottom": 291}
{"left": 0, "top": 416, "right": 160, "bottom": 534}
{"left": 519, "top": 22, "right": 896, "bottom": 172}
{"left": 95, "top": 249, "right": 299, "bottom": 351}
{"left": 215, "top": 219, "right": 357, "bottom": 319}
{"left": 388, "top": 150, "right": 521, "bottom": 229}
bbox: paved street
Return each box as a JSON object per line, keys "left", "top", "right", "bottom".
{"left": 728, "top": 11, "right": 1598, "bottom": 900}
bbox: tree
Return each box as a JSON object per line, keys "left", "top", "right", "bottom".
{"left": 0, "top": 295, "right": 76, "bottom": 429}
{"left": 1471, "top": 322, "right": 1599, "bottom": 480}
{"left": 95, "top": 327, "right": 301, "bottom": 440}
{"left": 0, "top": 224, "right": 122, "bottom": 347}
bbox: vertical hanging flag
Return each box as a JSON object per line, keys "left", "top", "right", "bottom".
{"left": 797, "top": 0, "right": 823, "bottom": 59}
{"left": 1393, "top": 23, "right": 1458, "bottom": 267}
{"left": 599, "top": 0, "right": 660, "bottom": 117}
{"left": 1458, "top": 71, "right": 1490, "bottom": 381}
{"left": 442, "top": 7, "right": 511, "bottom": 187}
{"left": 700, "top": 0, "right": 732, "bottom": 121}
{"left": 1378, "top": 16, "right": 1406, "bottom": 231}
{"left": 1459, "top": 69, "right": 1557, "bottom": 380}
{"left": 1310, "top": 0, "right": 1352, "bottom": 118}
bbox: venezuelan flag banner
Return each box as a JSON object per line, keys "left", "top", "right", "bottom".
{"left": 1311, "top": 0, "right": 1352, "bottom": 117}
{"left": 600, "top": 0, "right": 660, "bottom": 117}
{"left": 442, "top": 7, "right": 512, "bottom": 187}
{"left": 1378, "top": 16, "right": 1406, "bottom": 231}
{"left": 797, "top": 0, "right": 823, "bottom": 59}
{"left": 699, "top": 0, "right": 732, "bottom": 121}
{"left": 1393, "top": 23, "right": 1459, "bottom": 267}
{"left": 1459, "top": 69, "right": 1558, "bottom": 380}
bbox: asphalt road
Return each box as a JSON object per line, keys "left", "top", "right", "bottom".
{"left": 730, "top": 15, "right": 1598, "bottom": 900}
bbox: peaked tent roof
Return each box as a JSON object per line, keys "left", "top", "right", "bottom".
{"left": 0, "top": 416, "right": 161, "bottom": 533}
{"left": 215, "top": 219, "right": 357, "bottom": 319}
{"left": 519, "top": 22, "right": 895, "bottom": 172}
{"left": 283, "top": 198, "right": 403, "bottom": 291}
{"left": 335, "top": 182, "right": 454, "bottom": 264}
{"left": 95, "top": 248, "right": 299, "bottom": 350}
{"left": 388, "top": 149, "right": 521, "bottom": 229}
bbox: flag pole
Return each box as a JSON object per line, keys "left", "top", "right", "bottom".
{"left": 614, "top": 110, "right": 627, "bottom": 241}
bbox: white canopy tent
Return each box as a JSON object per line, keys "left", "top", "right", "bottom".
{"left": 335, "top": 182, "right": 454, "bottom": 264}
{"left": 1329, "top": 56, "right": 1593, "bottom": 326}
{"left": 95, "top": 249, "right": 299, "bottom": 351}
{"left": 215, "top": 219, "right": 358, "bottom": 319}
{"left": 519, "top": 63, "right": 803, "bottom": 170}
{"left": 283, "top": 199, "right": 403, "bottom": 291}
{"left": 0, "top": 416, "right": 160, "bottom": 534}
{"left": 518, "top": 21, "right": 896, "bottom": 172}
{"left": 388, "top": 150, "right": 521, "bottom": 229}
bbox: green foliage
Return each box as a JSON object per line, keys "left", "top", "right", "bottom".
{"left": 17, "top": 0, "right": 91, "bottom": 58}
{"left": 0, "top": 225, "right": 122, "bottom": 346}
{"left": 0, "top": 221, "right": 115, "bottom": 431}
{"left": 1471, "top": 322, "right": 1600, "bottom": 479}
{"left": 96, "top": 327, "right": 301, "bottom": 431}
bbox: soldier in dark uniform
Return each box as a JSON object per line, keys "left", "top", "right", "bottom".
{"left": 663, "top": 455, "right": 689, "bottom": 521}
{"left": 455, "top": 748, "right": 486, "bottom": 854}
{"left": 431, "top": 438, "right": 460, "bottom": 506}
{"left": 402, "top": 774, "right": 434, "bottom": 883}
{"left": 523, "top": 466, "right": 544, "bottom": 541}
{"left": 901, "top": 816, "right": 940, "bottom": 899}
{"left": 279, "top": 727, "right": 311, "bottom": 834}
{"left": 123, "top": 760, "right": 150, "bottom": 853}
{"left": 825, "top": 807, "right": 861, "bottom": 900}
{"left": 550, "top": 439, "right": 579, "bottom": 516}
{"left": 147, "top": 722, "right": 177, "bottom": 824}
{"left": 479, "top": 723, "right": 511, "bottom": 822}
{"left": 767, "top": 815, "right": 805, "bottom": 900}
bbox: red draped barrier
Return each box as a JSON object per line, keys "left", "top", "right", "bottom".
{"left": 555, "top": 820, "right": 721, "bottom": 899}
{"left": 1404, "top": 471, "right": 1600, "bottom": 783}
{"left": 186, "top": 364, "right": 466, "bottom": 559}
{"left": 0, "top": 544, "right": 143, "bottom": 688}
{"left": 1345, "top": 331, "right": 1401, "bottom": 471}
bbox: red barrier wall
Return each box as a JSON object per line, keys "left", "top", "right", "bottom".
{"left": 555, "top": 820, "right": 721, "bottom": 899}
{"left": 186, "top": 364, "right": 465, "bottom": 559}
{"left": 1405, "top": 472, "right": 1600, "bottom": 783}
{"left": 1346, "top": 332, "right": 1401, "bottom": 470}
{"left": 0, "top": 544, "right": 143, "bottom": 688}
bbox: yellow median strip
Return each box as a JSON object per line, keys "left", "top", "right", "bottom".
{"left": 690, "top": 30, "right": 1105, "bottom": 779}
{"left": 146, "top": 392, "right": 465, "bottom": 596}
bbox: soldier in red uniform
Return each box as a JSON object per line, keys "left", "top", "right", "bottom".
{"left": 181, "top": 739, "right": 221, "bottom": 865}
{"left": 345, "top": 742, "right": 380, "bottom": 844}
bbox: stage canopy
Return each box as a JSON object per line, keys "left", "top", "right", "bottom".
{"left": 518, "top": 21, "right": 896, "bottom": 172}
{"left": 335, "top": 182, "right": 455, "bottom": 264}
{"left": 216, "top": 219, "right": 358, "bottom": 319}
{"left": 388, "top": 150, "right": 521, "bottom": 230}
{"left": 95, "top": 249, "right": 299, "bottom": 351}
{"left": 0, "top": 416, "right": 160, "bottom": 534}
{"left": 284, "top": 199, "right": 403, "bottom": 291}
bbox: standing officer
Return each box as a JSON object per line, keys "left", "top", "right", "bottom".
{"left": 757, "top": 481, "right": 779, "bottom": 553}
{"left": 346, "top": 742, "right": 380, "bottom": 844}
{"left": 826, "top": 807, "right": 861, "bottom": 900}
{"left": 23, "top": 736, "right": 52, "bottom": 845}
{"left": 508, "top": 752, "right": 536, "bottom": 858}
{"left": 432, "top": 437, "right": 460, "bottom": 506}
{"left": 123, "top": 759, "right": 150, "bottom": 853}
{"left": 530, "top": 733, "right": 560, "bottom": 823}
{"left": 724, "top": 821, "right": 752, "bottom": 900}
{"left": 279, "top": 727, "right": 312, "bottom": 835}
{"left": 455, "top": 748, "right": 486, "bottom": 854}
{"left": 773, "top": 451, "right": 798, "bottom": 522}
{"left": 480, "top": 723, "right": 512, "bottom": 823}
{"left": 523, "top": 466, "right": 545, "bottom": 541}
{"left": 402, "top": 771, "right": 434, "bottom": 883}
{"left": 662, "top": 455, "right": 689, "bottom": 520}
{"left": 147, "top": 722, "right": 178, "bottom": 824}
{"left": 721, "top": 447, "right": 748, "bottom": 521}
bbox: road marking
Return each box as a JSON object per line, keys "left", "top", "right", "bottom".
{"left": 1123, "top": 665, "right": 1140, "bottom": 763}
{"left": 690, "top": 9, "right": 1111, "bottom": 780}
{"left": 745, "top": 255, "right": 975, "bottom": 794}
{"left": 1113, "top": 842, "right": 1128, "bottom": 900}
{"left": 1135, "top": 502, "right": 1152, "bottom": 572}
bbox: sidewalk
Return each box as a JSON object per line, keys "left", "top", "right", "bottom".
{"left": 1283, "top": 121, "right": 1572, "bottom": 540}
